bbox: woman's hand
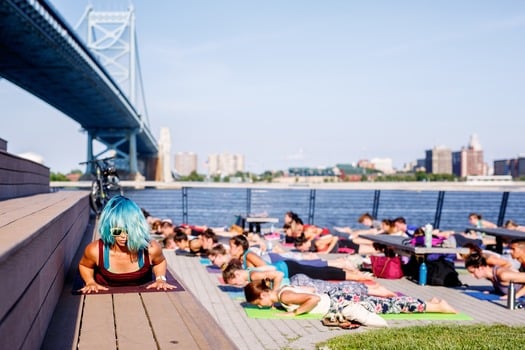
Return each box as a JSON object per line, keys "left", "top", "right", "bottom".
{"left": 146, "top": 280, "right": 177, "bottom": 291}
{"left": 79, "top": 282, "right": 109, "bottom": 294}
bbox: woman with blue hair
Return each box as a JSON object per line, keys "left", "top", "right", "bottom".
{"left": 78, "top": 195, "right": 176, "bottom": 293}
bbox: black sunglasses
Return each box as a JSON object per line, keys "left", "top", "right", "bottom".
{"left": 110, "top": 227, "right": 127, "bottom": 236}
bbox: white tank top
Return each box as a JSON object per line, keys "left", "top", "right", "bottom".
{"left": 278, "top": 286, "right": 330, "bottom": 315}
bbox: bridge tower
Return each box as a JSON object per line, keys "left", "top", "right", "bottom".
{"left": 75, "top": 5, "right": 151, "bottom": 179}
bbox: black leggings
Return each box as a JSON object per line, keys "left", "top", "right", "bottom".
{"left": 285, "top": 260, "right": 345, "bottom": 280}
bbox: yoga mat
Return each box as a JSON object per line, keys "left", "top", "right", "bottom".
{"left": 72, "top": 269, "right": 185, "bottom": 295}
{"left": 206, "top": 265, "right": 222, "bottom": 273}
{"left": 243, "top": 306, "right": 472, "bottom": 321}
{"left": 463, "top": 291, "right": 502, "bottom": 301}
{"left": 243, "top": 306, "right": 324, "bottom": 320}
{"left": 200, "top": 258, "right": 211, "bottom": 265}
{"left": 463, "top": 291, "right": 525, "bottom": 302}
{"left": 228, "top": 291, "right": 245, "bottom": 300}
{"left": 218, "top": 285, "right": 244, "bottom": 293}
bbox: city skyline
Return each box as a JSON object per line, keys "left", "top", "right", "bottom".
{"left": 173, "top": 132, "right": 493, "bottom": 174}
{"left": 2, "top": 1, "right": 525, "bottom": 175}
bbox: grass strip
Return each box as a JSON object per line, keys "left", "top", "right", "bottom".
{"left": 317, "top": 324, "right": 525, "bottom": 350}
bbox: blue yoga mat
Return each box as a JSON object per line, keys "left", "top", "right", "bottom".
{"left": 463, "top": 291, "right": 525, "bottom": 302}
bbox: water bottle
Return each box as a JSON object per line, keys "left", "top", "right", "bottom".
{"left": 508, "top": 281, "right": 516, "bottom": 310}
{"left": 424, "top": 223, "right": 433, "bottom": 248}
{"left": 419, "top": 262, "right": 427, "bottom": 286}
{"left": 266, "top": 239, "right": 273, "bottom": 252}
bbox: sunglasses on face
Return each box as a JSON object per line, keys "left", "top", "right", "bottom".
{"left": 111, "top": 227, "right": 127, "bottom": 236}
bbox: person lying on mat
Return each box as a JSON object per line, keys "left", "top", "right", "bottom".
{"left": 228, "top": 234, "right": 371, "bottom": 281}
{"left": 221, "top": 258, "right": 395, "bottom": 297}
{"left": 78, "top": 195, "right": 177, "bottom": 293}
{"left": 288, "top": 273, "right": 394, "bottom": 297}
{"left": 465, "top": 252, "right": 525, "bottom": 299}
{"left": 207, "top": 244, "right": 368, "bottom": 272}
{"left": 243, "top": 279, "right": 457, "bottom": 327}
{"left": 460, "top": 242, "right": 515, "bottom": 269}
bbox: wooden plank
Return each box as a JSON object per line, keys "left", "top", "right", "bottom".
{"left": 0, "top": 193, "right": 89, "bottom": 321}
{"left": 141, "top": 292, "right": 202, "bottom": 349}
{"left": 167, "top": 291, "right": 237, "bottom": 349}
{"left": 0, "top": 151, "right": 49, "bottom": 200}
{"left": 113, "top": 293, "right": 157, "bottom": 350}
{"left": 0, "top": 249, "right": 64, "bottom": 349}
{"left": 42, "top": 219, "right": 97, "bottom": 350}
{"left": 0, "top": 192, "right": 69, "bottom": 221}
{"left": 77, "top": 295, "right": 116, "bottom": 350}
{"left": 41, "top": 280, "right": 84, "bottom": 350}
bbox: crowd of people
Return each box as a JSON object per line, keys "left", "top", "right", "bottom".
{"left": 77, "top": 196, "right": 525, "bottom": 328}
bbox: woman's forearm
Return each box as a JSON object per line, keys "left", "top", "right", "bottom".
{"left": 79, "top": 264, "right": 96, "bottom": 284}
{"left": 152, "top": 259, "right": 168, "bottom": 279}
{"left": 293, "top": 297, "right": 320, "bottom": 315}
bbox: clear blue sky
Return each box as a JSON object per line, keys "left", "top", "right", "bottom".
{"left": 2, "top": 0, "right": 525, "bottom": 174}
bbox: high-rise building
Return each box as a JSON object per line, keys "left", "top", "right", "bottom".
{"left": 494, "top": 155, "right": 525, "bottom": 178}
{"left": 425, "top": 146, "right": 452, "bottom": 174}
{"left": 452, "top": 134, "right": 485, "bottom": 177}
{"left": 174, "top": 152, "right": 197, "bottom": 176}
{"left": 370, "top": 158, "right": 394, "bottom": 174}
{"left": 156, "top": 127, "right": 173, "bottom": 182}
{"left": 207, "top": 153, "right": 244, "bottom": 176}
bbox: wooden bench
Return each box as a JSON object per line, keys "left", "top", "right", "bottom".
{"left": 240, "top": 216, "right": 279, "bottom": 233}
{"left": 359, "top": 234, "right": 469, "bottom": 258}
{"left": 42, "top": 218, "right": 238, "bottom": 349}
{"left": 0, "top": 191, "right": 90, "bottom": 349}
{"left": 465, "top": 227, "right": 525, "bottom": 254}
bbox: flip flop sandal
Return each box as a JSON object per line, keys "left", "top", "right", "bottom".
{"left": 338, "top": 321, "right": 361, "bottom": 330}
{"left": 321, "top": 318, "right": 340, "bottom": 327}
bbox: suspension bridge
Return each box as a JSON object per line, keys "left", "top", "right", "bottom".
{"left": 0, "top": 0, "right": 163, "bottom": 179}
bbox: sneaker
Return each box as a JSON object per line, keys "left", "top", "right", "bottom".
{"left": 346, "top": 254, "right": 364, "bottom": 269}
{"left": 341, "top": 303, "right": 388, "bottom": 328}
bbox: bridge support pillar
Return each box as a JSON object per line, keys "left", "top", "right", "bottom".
{"left": 128, "top": 131, "right": 144, "bottom": 181}
{"left": 86, "top": 133, "right": 94, "bottom": 175}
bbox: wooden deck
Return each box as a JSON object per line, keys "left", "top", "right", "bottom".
{"left": 42, "top": 228, "right": 525, "bottom": 350}
{"left": 42, "top": 220, "right": 237, "bottom": 350}
{"left": 166, "top": 252, "right": 525, "bottom": 350}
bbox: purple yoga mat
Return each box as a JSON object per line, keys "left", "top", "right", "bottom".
{"left": 72, "top": 269, "right": 185, "bottom": 295}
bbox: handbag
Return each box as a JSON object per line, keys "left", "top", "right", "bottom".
{"left": 370, "top": 255, "right": 404, "bottom": 279}
{"left": 410, "top": 235, "right": 445, "bottom": 247}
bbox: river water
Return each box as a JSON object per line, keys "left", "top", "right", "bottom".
{"left": 122, "top": 188, "right": 525, "bottom": 232}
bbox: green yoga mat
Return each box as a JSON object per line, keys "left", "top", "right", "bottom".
{"left": 243, "top": 307, "right": 472, "bottom": 321}
{"left": 243, "top": 306, "right": 324, "bottom": 319}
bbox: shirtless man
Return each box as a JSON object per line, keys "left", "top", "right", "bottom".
{"left": 509, "top": 239, "right": 525, "bottom": 272}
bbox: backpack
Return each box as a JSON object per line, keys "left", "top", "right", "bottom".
{"left": 403, "top": 255, "right": 462, "bottom": 287}
{"left": 427, "top": 257, "right": 463, "bottom": 287}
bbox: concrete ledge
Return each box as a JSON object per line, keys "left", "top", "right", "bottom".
{"left": 0, "top": 191, "right": 90, "bottom": 349}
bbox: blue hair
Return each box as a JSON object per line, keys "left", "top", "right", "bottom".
{"left": 98, "top": 195, "right": 150, "bottom": 252}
